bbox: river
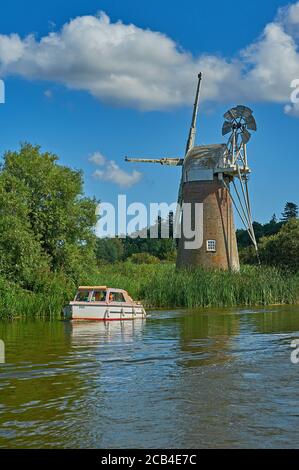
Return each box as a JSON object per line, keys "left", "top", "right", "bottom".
{"left": 0, "top": 306, "right": 299, "bottom": 448}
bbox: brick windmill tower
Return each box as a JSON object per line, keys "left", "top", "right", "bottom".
{"left": 126, "top": 74, "right": 258, "bottom": 271}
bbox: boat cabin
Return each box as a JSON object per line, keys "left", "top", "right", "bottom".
{"left": 73, "top": 286, "right": 133, "bottom": 305}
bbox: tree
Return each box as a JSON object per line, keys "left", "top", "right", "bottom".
{"left": 0, "top": 170, "right": 49, "bottom": 288}
{"left": 0, "top": 143, "right": 98, "bottom": 283}
{"left": 236, "top": 222, "right": 264, "bottom": 248}
{"left": 281, "top": 202, "right": 298, "bottom": 222}
{"left": 121, "top": 213, "right": 177, "bottom": 262}
{"left": 95, "top": 238, "right": 124, "bottom": 264}
{"left": 237, "top": 216, "right": 282, "bottom": 250}
{"left": 270, "top": 213, "right": 277, "bottom": 224}
{"left": 259, "top": 219, "right": 299, "bottom": 272}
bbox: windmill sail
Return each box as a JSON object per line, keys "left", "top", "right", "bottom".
{"left": 177, "top": 72, "right": 203, "bottom": 205}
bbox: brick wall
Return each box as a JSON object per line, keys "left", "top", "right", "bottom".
{"left": 176, "top": 178, "right": 240, "bottom": 271}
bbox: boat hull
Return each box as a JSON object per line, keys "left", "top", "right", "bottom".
{"left": 63, "top": 303, "right": 146, "bottom": 321}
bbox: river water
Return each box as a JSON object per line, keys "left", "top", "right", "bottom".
{"left": 0, "top": 306, "right": 299, "bottom": 449}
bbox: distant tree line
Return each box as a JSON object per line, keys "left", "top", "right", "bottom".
{"left": 95, "top": 215, "right": 177, "bottom": 265}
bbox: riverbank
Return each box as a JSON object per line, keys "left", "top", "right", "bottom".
{"left": 1, "top": 264, "right": 298, "bottom": 319}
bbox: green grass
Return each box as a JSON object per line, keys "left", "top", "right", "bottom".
{"left": 84, "top": 263, "right": 299, "bottom": 309}
{"left": 0, "top": 263, "right": 298, "bottom": 319}
{"left": 0, "top": 274, "right": 74, "bottom": 319}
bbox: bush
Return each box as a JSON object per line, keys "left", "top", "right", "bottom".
{"left": 259, "top": 219, "right": 299, "bottom": 272}
{"left": 128, "top": 253, "right": 160, "bottom": 264}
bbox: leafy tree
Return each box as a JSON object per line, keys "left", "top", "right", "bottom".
{"left": 0, "top": 172, "right": 49, "bottom": 288}
{"left": 262, "top": 219, "right": 283, "bottom": 238}
{"left": 95, "top": 237, "right": 124, "bottom": 264}
{"left": 236, "top": 222, "right": 264, "bottom": 248}
{"left": 281, "top": 202, "right": 298, "bottom": 222}
{"left": 122, "top": 213, "right": 177, "bottom": 261}
{"left": 0, "top": 143, "right": 98, "bottom": 283}
{"left": 237, "top": 216, "right": 283, "bottom": 249}
{"left": 259, "top": 219, "right": 299, "bottom": 272}
{"left": 270, "top": 213, "right": 277, "bottom": 224}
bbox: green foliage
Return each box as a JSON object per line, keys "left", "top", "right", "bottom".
{"left": 0, "top": 144, "right": 99, "bottom": 318}
{"left": 281, "top": 202, "right": 299, "bottom": 222}
{"left": 237, "top": 218, "right": 283, "bottom": 249}
{"left": 0, "top": 168, "right": 49, "bottom": 288}
{"left": 128, "top": 252, "right": 160, "bottom": 264}
{"left": 122, "top": 235, "right": 176, "bottom": 261}
{"left": 95, "top": 237, "right": 124, "bottom": 264}
{"left": 0, "top": 144, "right": 298, "bottom": 318}
{"left": 95, "top": 214, "right": 176, "bottom": 264}
{"left": 259, "top": 219, "right": 299, "bottom": 272}
{"left": 84, "top": 262, "right": 299, "bottom": 308}
{"left": 0, "top": 144, "right": 98, "bottom": 286}
{"left": 0, "top": 273, "right": 74, "bottom": 319}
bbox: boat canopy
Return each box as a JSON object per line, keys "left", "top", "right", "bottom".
{"left": 78, "top": 286, "right": 107, "bottom": 290}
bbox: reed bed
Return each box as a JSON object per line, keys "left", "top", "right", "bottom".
{"left": 0, "top": 275, "right": 74, "bottom": 319}
{"left": 0, "top": 264, "right": 298, "bottom": 319}
{"left": 87, "top": 263, "right": 299, "bottom": 309}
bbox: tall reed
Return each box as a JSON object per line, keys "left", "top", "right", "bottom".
{"left": 86, "top": 263, "right": 299, "bottom": 309}
{"left": 0, "top": 264, "right": 298, "bottom": 319}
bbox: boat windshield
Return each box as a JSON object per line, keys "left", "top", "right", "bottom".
{"left": 75, "top": 290, "right": 90, "bottom": 302}
{"left": 91, "top": 290, "right": 107, "bottom": 302}
{"left": 108, "top": 292, "right": 126, "bottom": 302}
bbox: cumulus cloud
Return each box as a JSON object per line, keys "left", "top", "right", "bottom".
{"left": 89, "top": 151, "right": 106, "bottom": 165}
{"left": 89, "top": 151, "right": 142, "bottom": 188}
{"left": 277, "top": 1, "right": 299, "bottom": 36}
{"left": 0, "top": 5, "right": 299, "bottom": 112}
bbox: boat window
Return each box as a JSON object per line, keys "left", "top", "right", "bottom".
{"left": 75, "top": 291, "right": 90, "bottom": 302}
{"left": 91, "top": 290, "right": 106, "bottom": 302}
{"left": 109, "top": 292, "right": 125, "bottom": 303}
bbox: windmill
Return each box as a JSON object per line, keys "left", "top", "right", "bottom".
{"left": 125, "top": 74, "right": 258, "bottom": 271}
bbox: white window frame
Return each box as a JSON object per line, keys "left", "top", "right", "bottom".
{"left": 206, "top": 239, "right": 216, "bottom": 252}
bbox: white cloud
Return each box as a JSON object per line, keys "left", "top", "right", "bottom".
{"left": 44, "top": 89, "right": 53, "bottom": 98}
{"left": 0, "top": 5, "right": 299, "bottom": 112}
{"left": 277, "top": 2, "right": 299, "bottom": 36}
{"left": 89, "top": 151, "right": 106, "bottom": 166}
{"left": 89, "top": 151, "right": 142, "bottom": 188}
{"left": 285, "top": 101, "right": 299, "bottom": 116}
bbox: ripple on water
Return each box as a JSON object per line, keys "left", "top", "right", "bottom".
{"left": 0, "top": 306, "right": 299, "bottom": 448}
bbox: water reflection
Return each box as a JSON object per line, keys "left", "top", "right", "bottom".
{"left": 178, "top": 309, "right": 240, "bottom": 367}
{"left": 0, "top": 306, "right": 299, "bottom": 448}
{"left": 68, "top": 319, "right": 146, "bottom": 346}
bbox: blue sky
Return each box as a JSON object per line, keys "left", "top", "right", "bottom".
{"left": 0, "top": 0, "right": 299, "bottom": 227}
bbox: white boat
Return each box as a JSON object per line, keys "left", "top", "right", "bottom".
{"left": 63, "top": 286, "right": 146, "bottom": 321}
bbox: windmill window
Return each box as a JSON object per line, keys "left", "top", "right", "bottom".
{"left": 207, "top": 240, "right": 216, "bottom": 252}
